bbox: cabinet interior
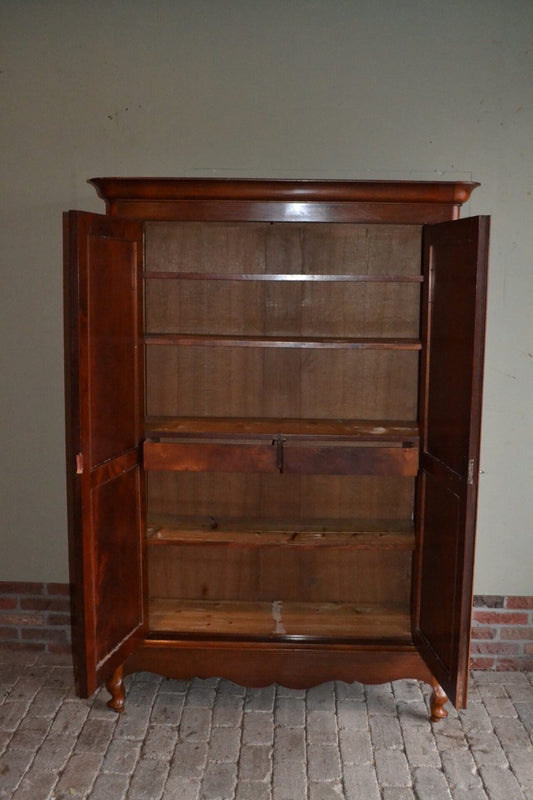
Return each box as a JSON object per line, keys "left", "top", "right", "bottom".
{"left": 143, "top": 220, "right": 423, "bottom": 642}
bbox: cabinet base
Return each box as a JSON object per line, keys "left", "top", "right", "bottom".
{"left": 103, "top": 639, "right": 449, "bottom": 721}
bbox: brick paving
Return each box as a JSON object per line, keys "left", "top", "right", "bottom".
{"left": 0, "top": 648, "right": 532, "bottom": 800}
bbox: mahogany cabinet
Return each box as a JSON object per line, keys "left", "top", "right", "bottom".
{"left": 64, "top": 178, "right": 489, "bottom": 719}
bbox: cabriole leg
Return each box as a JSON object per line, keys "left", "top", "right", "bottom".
{"left": 106, "top": 665, "right": 125, "bottom": 713}
{"left": 429, "top": 678, "right": 449, "bottom": 721}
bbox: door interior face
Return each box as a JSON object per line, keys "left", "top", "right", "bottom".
{"left": 67, "top": 213, "right": 145, "bottom": 693}
{"left": 415, "top": 216, "right": 489, "bottom": 707}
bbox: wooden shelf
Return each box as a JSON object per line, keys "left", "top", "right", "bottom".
{"left": 145, "top": 417, "right": 419, "bottom": 442}
{"left": 148, "top": 598, "right": 412, "bottom": 642}
{"left": 145, "top": 334, "right": 422, "bottom": 350}
{"left": 146, "top": 515, "right": 415, "bottom": 550}
{"left": 144, "top": 271, "right": 423, "bottom": 283}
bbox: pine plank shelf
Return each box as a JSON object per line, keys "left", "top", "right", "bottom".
{"left": 144, "top": 271, "right": 424, "bottom": 283}
{"left": 146, "top": 516, "right": 415, "bottom": 550}
{"left": 144, "top": 334, "right": 422, "bottom": 350}
{"left": 148, "top": 598, "right": 412, "bottom": 642}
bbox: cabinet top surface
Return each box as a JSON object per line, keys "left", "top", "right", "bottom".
{"left": 89, "top": 177, "right": 479, "bottom": 205}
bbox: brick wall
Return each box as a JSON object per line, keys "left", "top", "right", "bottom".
{"left": 472, "top": 595, "right": 533, "bottom": 670}
{"left": 1, "top": 583, "right": 532, "bottom": 669}
{"left": 0, "top": 581, "right": 71, "bottom": 654}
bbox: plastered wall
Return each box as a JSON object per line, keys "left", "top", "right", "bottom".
{"left": 1, "top": 0, "right": 532, "bottom": 593}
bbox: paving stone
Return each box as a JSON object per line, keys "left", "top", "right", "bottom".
{"left": 7, "top": 715, "right": 50, "bottom": 751}
{"left": 306, "top": 682, "right": 336, "bottom": 713}
{"left": 242, "top": 711, "right": 274, "bottom": 745}
{"left": 468, "top": 730, "right": 510, "bottom": 768}
{"left": 482, "top": 696, "right": 518, "bottom": 717}
{"left": 392, "top": 679, "right": 424, "bottom": 704}
{"left": 234, "top": 781, "right": 271, "bottom": 800}
{"left": 0, "top": 748, "right": 35, "bottom": 795}
{"left": 162, "top": 775, "right": 201, "bottom": 799}
{"left": 369, "top": 714, "right": 403, "bottom": 749}
{"left": 335, "top": 681, "right": 365, "bottom": 701}
{"left": 492, "top": 716, "right": 532, "bottom": 749}
{"left": 336, "top": 700, "right": 368, "bottom": 731}
{"left": 276, "top": 685, "right": 305, "bottom": 698}
{"left": 514, "top": 701, "right": 533, "bottom": 735}
{"left": 168, "top": 740, "right": 207, "bottom": 778}
{"left": 374, "top": 748, "right": 411, "bottom": 788}
{"left": 478, "top": 765, "right": 527, "bottom": 800}
{"left": 366, "top": 684, "right": 396, "bottom": 715}
{"left": 238, "top": 744, "right": 271, "bottom": 782}
{"left": 507, "top": 749, "right": 533, "bottom": 795}
{"left": 397, "top": 699, "right": 432, "bottom": 729}
{"left": 128, "top": 759, "right": 169, "bottom": 799}
{"left": 207, "top": 724, "right": 241, "bottom": 762}
{"left": 307, "top": 742, "right": 342, "bottom": 782}
{"left": 200, "top": 761, "right": 237, "bottom": 800}
{"left": 52, "top": 751, "right": 102, "bottom": 798}
{"left": 274, "top": 695, "right": 305, "bottom": 728}
{"left": 272, "top": 759, "right": 307, "bottom": 800}
{"left": 31, "top": 733, "right": 76, "bottom": 771}
{"left": 441, "top": 748, "right": 482, "bottom": 789}
{"left": 476, "top": 683, "right": 508, "bottom": 701}
{"left": 9, "top": 766, "right": 58, "bottom": 800}
{"left": 49, "top": 701, "right": 90, "bottom": 737}
{"left": 101, "top": 737, "right": 142, "bottom": 774}
{"left": 245, "top": 686, "right": 276, "bottom": 712}
{"left": 186, "top": 685, "right": 217, "bottom": 709}
{"left": 458, "top": 701, "right": 493, "bottom": 735}
{"left": 432, "top": 717, "right": 469, "bottom": 751}
{"left": 212, "top": 692, "right": 243, "bottom": 727}
{"left": 86, "top": 771, "right": 129, "bottom": 800}
{"left": 306, "top": 710, "right": 337, "bottom": 743}
{"left": 75, "top": 717, "right": 116, "bottom": 754}
{"left": 275, "top": 726, "right": 306, "bottom": 761}
{"left": 178, "top": 706, "right": 212, "bottom": 742}
{"left": 113, "top": 702, "right": 153, "bottom": 740}
{"left": 158, "top": 677, "right": 189, "bottom": 694}
{"left": 505, "top": 683, "right": 533, "bottom": 703}
{"left": 338, "top": 729, "right": 373, "bottom": 765}
{"left": 27, "top": 687, "right": 67, "bottom": 718}
{"left": 141, "top": 723, "right": 178, "bottom": 760}
{"left": 0, "top": 702, "right": 33, "bottom": 733}
{"left": 308, "top": 781, "right": 345, "bottom": 799}
{"left": 150, "top": 692, "right": 184, "bottom": 725}
{"left": 412, "top": 766, "right": 452, "bottom": 799}
{"left": 343, "top": 764, "right": 380, "bottom": 800}
{"left": 472, "top": 670, "right": 529, "bottom": 684}
{"left": 402, "top": 727, "right": 441, "bottom": 767}
{"left": 450, "top": 789, "right": 490, "bottom": 800}
{"left": 381, "top": 789, "right": 417, "bottom": 800}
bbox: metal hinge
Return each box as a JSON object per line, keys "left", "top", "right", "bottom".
{"left": 76, "top": 452, "right": 84, "bottom": 475}
{"left": 467, "top": 458, "right": 475, "bottom": 485}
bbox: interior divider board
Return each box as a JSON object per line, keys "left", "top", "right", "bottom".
{"left": 144, "top": 334, "right": 422, "bottom": 350}
{"left": 144, "top": 416, "right": 419, "bottom": 441}
{"left": 146, "top": 528, "right": 415, "bottom": 551}
{"left": 143, "top": 271, "right": 424, "bottom": 282}
{"left": 148, "top": 598, "right": 413, "bottom": 641}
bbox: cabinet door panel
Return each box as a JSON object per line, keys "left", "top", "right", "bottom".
{"left": 64, "top": 211, "right": 145, "bottom": 697}
{"left": 415, "top": 216, "right": 489, "bottom": 708}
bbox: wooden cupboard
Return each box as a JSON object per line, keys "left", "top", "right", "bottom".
{"left": 64, "top": 178, "right": 489, "bottom": 719}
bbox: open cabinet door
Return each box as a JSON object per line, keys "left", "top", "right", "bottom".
{"left": 64, "top": 211, "right": 145, "bottom": 697}
{"left": 415, "top": 215, "right": 489, "bottom": 708}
